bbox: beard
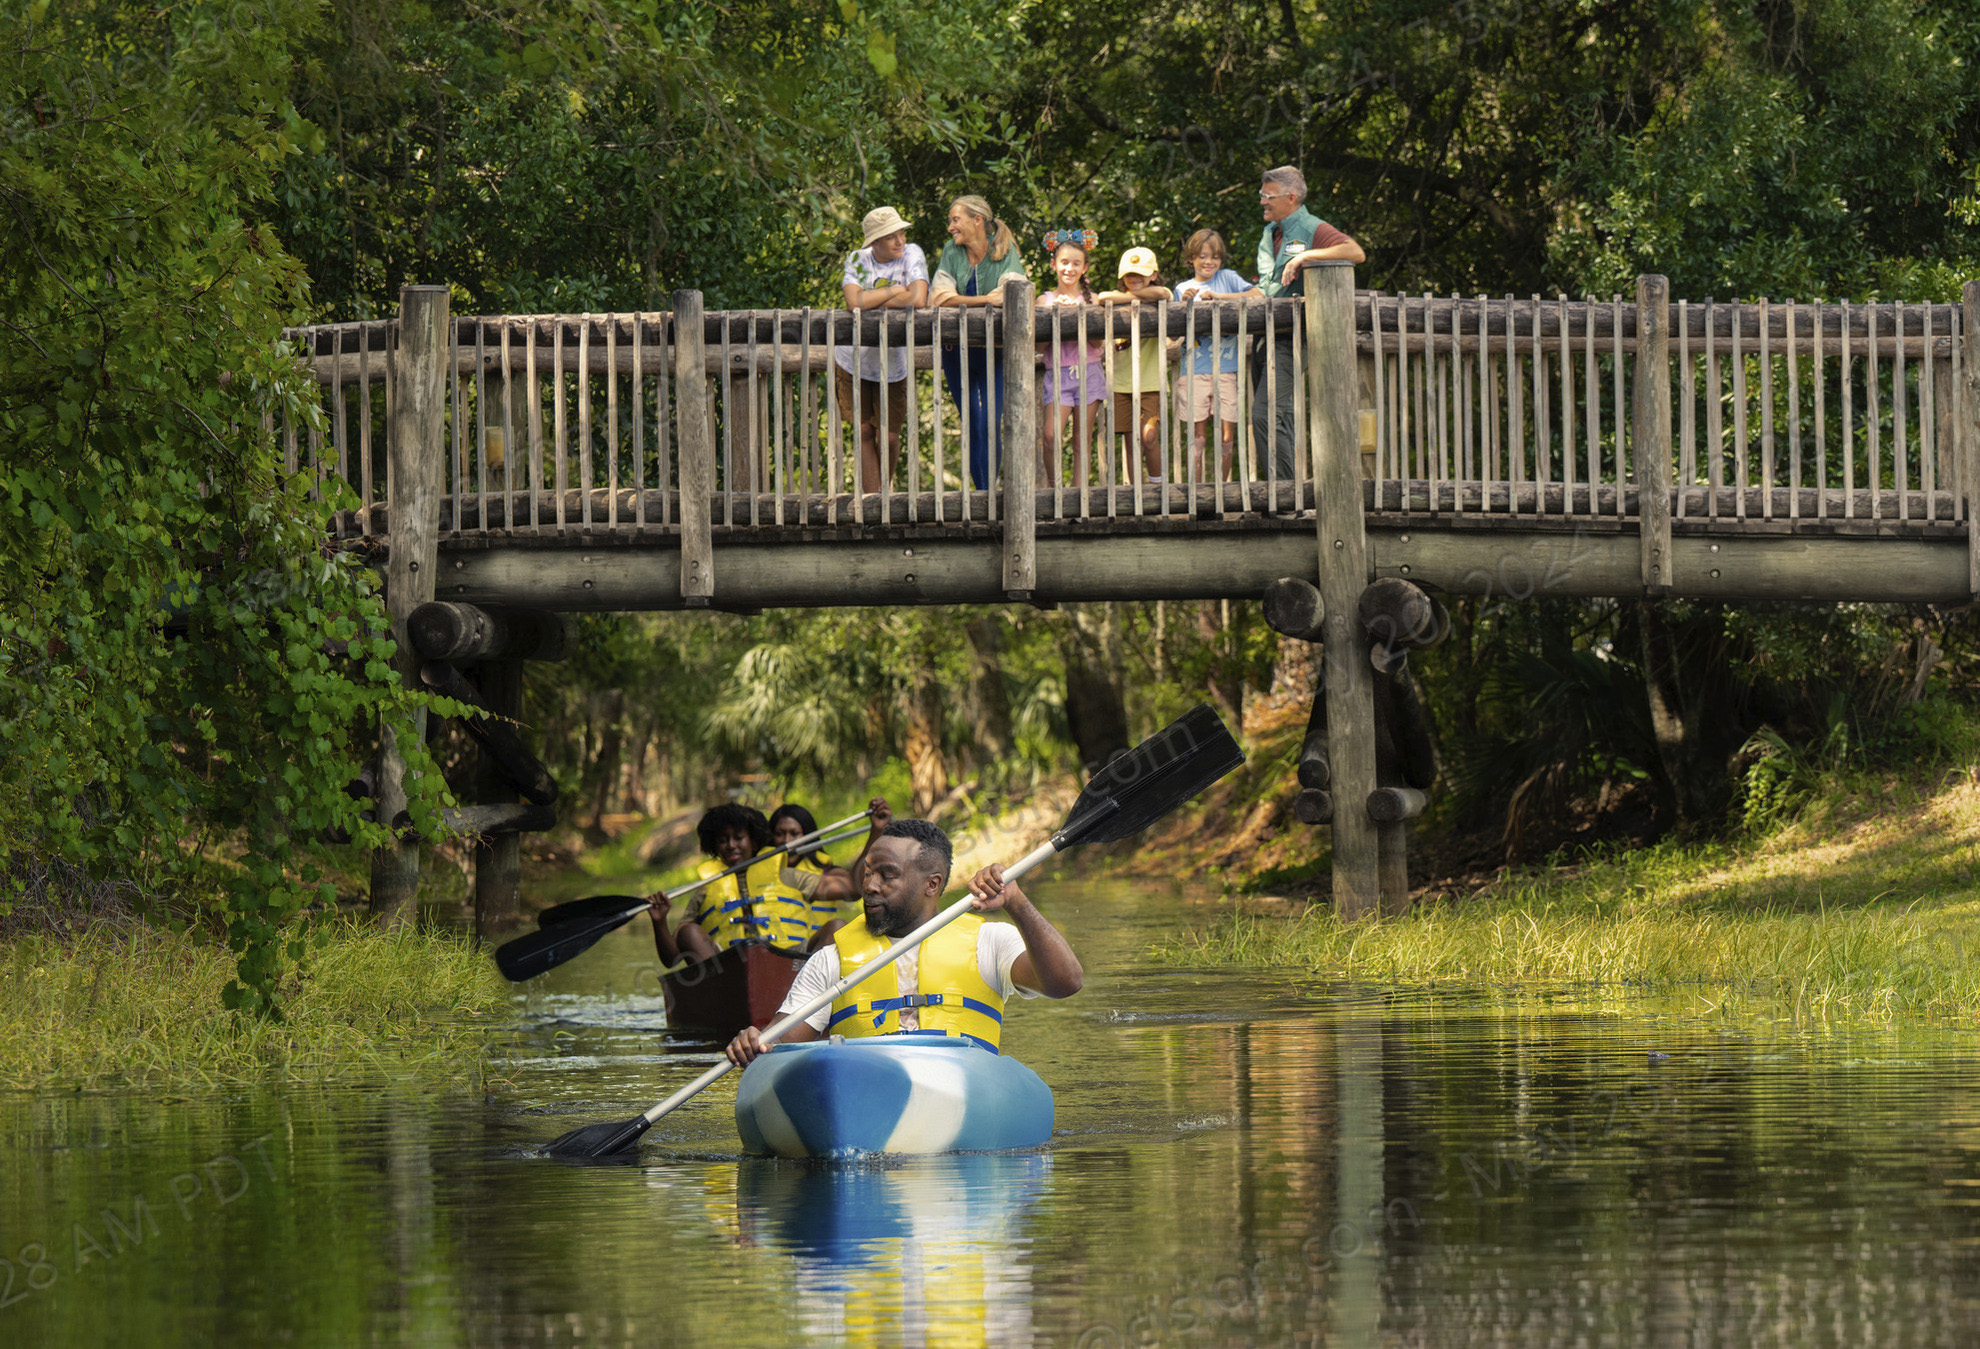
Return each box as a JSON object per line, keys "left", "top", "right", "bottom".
{"left": 864, "top": 895, "right": 920, "bottom": 939}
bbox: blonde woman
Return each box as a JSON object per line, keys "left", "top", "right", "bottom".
{"left": 930, "top": 195, "right": 1028, "bottom": 488}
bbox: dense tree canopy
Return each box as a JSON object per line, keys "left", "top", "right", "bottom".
{"left": 8, "top": 0, "right": 1980, "bottom": 1007}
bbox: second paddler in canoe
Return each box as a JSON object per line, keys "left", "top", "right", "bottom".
{"left": 648, "top": 798, "right": 891, "bottom": 965}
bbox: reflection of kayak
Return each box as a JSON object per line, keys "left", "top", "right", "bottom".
{"left": 662, "top": 940, "right": 808, "bottom": 1035}
{"left": 737, "top": 1152, "right": 1053, "bottom": 1264}
{"left": 734, "top": 1040, "right": 1054, "bottom": 1158}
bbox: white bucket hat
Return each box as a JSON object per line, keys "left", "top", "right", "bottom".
{"left": 861, "top": 206, "right": 912, "bottom": 248}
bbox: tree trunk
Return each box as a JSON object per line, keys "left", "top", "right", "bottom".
{"left": 1638, "top": 600, "right": 1740, "bottom": 827}
{"left": 964, "top": 617, "right": 1015, "bottom": 762}
{"left": 584, "top": 690, "right": 624, "bottom": 843}
{"left": 1061, "top": 604, "right": 1131, "bottom": 775}
{"left": 904, "top": 661, "right": 948, "bottom": 816}
{"left": 1197, "top": 601, "right": 1245, "bottom": 732}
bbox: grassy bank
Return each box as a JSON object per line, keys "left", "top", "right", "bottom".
{"left": 1158, "top": 771, "right": 1980, "bottom": 1023}
{"left": 0, "top": 923, "right": 507, "bottom": 1089}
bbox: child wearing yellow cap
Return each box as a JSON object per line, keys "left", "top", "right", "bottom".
{"left": 1094, "top": 247, "right": 1172, "bottom": 488}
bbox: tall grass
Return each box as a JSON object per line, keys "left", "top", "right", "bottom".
{"left": 1161, "top": 899, "right": 1980, "bottom": 1021}
{"left": 0, "top": 922, "right": 507, "bottom": 1089}
{"left": 1159, "top": 775, "right": 1980, "bottom": 1023}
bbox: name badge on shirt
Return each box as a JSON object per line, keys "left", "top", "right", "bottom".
{"left": 1281, "top": 239, "right": 1304, "bottom": 257}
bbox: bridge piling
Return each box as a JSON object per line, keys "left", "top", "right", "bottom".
{"left": 371, "top": 284, "right": 450, "bottom": 928}
{"left": 1306, "top": 264, "right": 1380, "bottom": 919}
{"left": 1635, "top": 275, "right": 1673, "bottom": 594}
{"left": 1001, "top": 279, "right": 1037, "bottom": 599}
{"left": 675, "top": 292, "right": 714, "bottom": 607}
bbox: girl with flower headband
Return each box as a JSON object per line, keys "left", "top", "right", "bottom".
{"left": 1035, "top": 227, "right": 1107, "bottom": 489}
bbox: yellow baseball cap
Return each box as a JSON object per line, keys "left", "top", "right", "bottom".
{"left": 1118, "top": 247, "right": 1159, "bottom": 278}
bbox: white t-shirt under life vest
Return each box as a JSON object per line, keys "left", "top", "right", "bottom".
{"left": 780, "top": 921, "right": 1041, "bottom": 1033}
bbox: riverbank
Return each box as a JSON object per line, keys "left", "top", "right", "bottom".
{"left": 0, "top": 922, "right": 506, "bottom": 1089}
{"left": 1159, "top": 768, "right": 1980, "bottom": 1022}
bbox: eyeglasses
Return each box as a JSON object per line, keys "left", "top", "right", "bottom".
{"left": 1259, "top": 190, "right": 1289, "bottom": 202}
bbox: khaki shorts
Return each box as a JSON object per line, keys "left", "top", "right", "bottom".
{"left": 1176, "top": 370, "right": 1240, "bottom": 424}
{"left": 833, "top": 366, "right": 910, "bottom": 431}
{"left": 1111, "top": 390, "right": 1161, "bottom": 434}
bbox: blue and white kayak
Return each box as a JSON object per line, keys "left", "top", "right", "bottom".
{"left": 734, "top": 1039, "right": 1054, "bottom": 1158}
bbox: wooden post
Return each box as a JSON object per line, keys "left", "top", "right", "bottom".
{"left": 1635, "top": 275, "right": 1673, "bottom": 594}
{"left": 1305, "top": 264, "right": 1377, "bottom": 919}
{"left": 1377, "top": 823, "right": 1410, "bottom": 915}
{"left": 1002, "top": 279, "right": 1037, "bottom": 599}
{"left": 472, "top": 658, "right": 524, "bottom": 938}
{"left": 675, "top": 292, "right": 714, "bottom": 607}
{"left": 1964, "top": 281, "right": 1980, "bottom": 599}
{"left": 371, "top": 284, "right": 449, "bottom": 928}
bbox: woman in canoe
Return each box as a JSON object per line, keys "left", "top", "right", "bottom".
{"left": 770, "top": 803, "right": 859, "bottom": 946}
{"left": 651, "top": 804, "right": 854, "bottom": 965}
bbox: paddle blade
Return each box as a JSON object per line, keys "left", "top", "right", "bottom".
{"left": 1059, "top": 703, "right": 1244, "bottom": 848}
{"left": 536, "top": 894, "right": 645, "bottom": 928}
{"left": 546, "top": 1114, "right": 651, "bottom": 1159}
{"left": 494, "top": 902, "right": 644, "bottom": 981}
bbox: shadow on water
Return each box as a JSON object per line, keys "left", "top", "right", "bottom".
{"left": 6, "top": 879, "right": 1980, "bottom": 1344}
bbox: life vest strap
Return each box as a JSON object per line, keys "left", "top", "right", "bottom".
{"left": 825, "top": 992, "right": 1003, "bottom": 1030}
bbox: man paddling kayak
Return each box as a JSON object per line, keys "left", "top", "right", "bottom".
{"left": 724, "top": 819, "right": 1084, "bottom": 1065}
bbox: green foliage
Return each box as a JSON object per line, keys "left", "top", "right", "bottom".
{"left": 0, "top": 3, "right": 440, "bottom": 1013}
{"left": 271, "top": 0, "right": 1024, "bottom": 318}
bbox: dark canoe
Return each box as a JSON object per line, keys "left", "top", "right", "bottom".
{"left": 661, "top": 940, "right": 810, "bottom": 1035}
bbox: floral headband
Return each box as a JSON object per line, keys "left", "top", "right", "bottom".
{"left": 1042, "top": 228, "right": 1098, "bottom": 252}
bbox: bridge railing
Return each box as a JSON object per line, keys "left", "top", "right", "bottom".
{"left": 1368, "top": 290, "right": 1969, "bottom": 530}
{"left": 279, "top": 275, "right": 1979, "bottom": 573}
{"left": 281, "top": 292, "right": 1317, "bottom": 539}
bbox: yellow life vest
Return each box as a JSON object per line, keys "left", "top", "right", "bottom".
{"left": 690, "top": 854, "right": 811, "bottom": 950}
{"left": 827, "top": 914, "right": 1004, "bottom": 1053}
{"left": 792, "top": 849, "right": 846, "bottom": 936}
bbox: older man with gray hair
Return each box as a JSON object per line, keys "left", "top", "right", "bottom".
{"left": 1252, "top": 166, "right": 1365, "bottom": 486}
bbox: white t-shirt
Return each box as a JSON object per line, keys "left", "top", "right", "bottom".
{"left": 779, "top": 921, "right": 1041, "bottom": 1033}
{"left": 836, "top": 243, "right": 929, "bottom": 383}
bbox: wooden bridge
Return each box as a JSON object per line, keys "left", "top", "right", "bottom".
{"left": 284, "top": 270, "right": 1980, "bottom": 921}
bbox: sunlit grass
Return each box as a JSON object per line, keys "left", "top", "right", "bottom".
{"left": 0, "top": 921, "right": 508, "bottom": 1089}
{"left": 1158, "top": 772, "right": 1980, "bottom": 1023}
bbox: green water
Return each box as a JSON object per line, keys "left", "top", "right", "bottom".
{"left": 5, "top": 880, "right": 1980, "bottom": 1345}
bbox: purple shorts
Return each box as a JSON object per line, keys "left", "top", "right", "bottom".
{"left": 1045, "top": 360, "right": 1108, "bottom": 408}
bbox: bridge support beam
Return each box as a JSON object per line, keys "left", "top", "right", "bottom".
{"left": 371, "top": 285, "right": 450, "bottom": 928}
{"left": 1002, "top": 279, "right": 1037, "bottom": 598}
{"left": 471, "top": 658, "right": 525, "bottom": 937}
{"left": 1305, "top": 263, "right": 1378, "bottom": 919}
{"left": 1636, "top": 275, "right": 1673, "bottom": 594}
{"left": 675, "top": 291, "right": 714, "bottom": 607}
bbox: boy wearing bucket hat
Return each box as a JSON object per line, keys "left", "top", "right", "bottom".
{"left": 837, "top": 206, "right": 928, "bottom": 493}
{"left": 1094, "top": 246, "right": 1172, "bottom": 487}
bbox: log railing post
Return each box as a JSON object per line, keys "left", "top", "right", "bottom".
{"left": 1963, "top": 280, "right": 1980, "bottom": 599}
{"left": 675, "top": 291, "right": 713, "bottom": 607}
{"left": 1304, "top": 263, "right": 1377, "bottom": 919}
{"left": 371, "top": 284, "right": 450, "bottom": 928}
{"left": 1635, "top": 275, "right": 1673, "bottom": 594}
{"left": 1002, "top": 279, "right": 1037, "bottom": 599}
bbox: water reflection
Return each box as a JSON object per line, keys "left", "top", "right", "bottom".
{"left": 6, "top": 885, "right": 1980, "bottom": 1346}
{"left": 725, "top": 1155, "right": 1049, "bottom": 1345}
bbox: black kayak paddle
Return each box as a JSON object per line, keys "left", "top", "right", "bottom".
{"left": 532, "top": 823, "right": 869, "bottom": 930}
{"left": 493, "top": 809, "right": 872, "bottom": 982}
{"left": 544, "top": 703, "right": 1244, "bottom": 1160}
